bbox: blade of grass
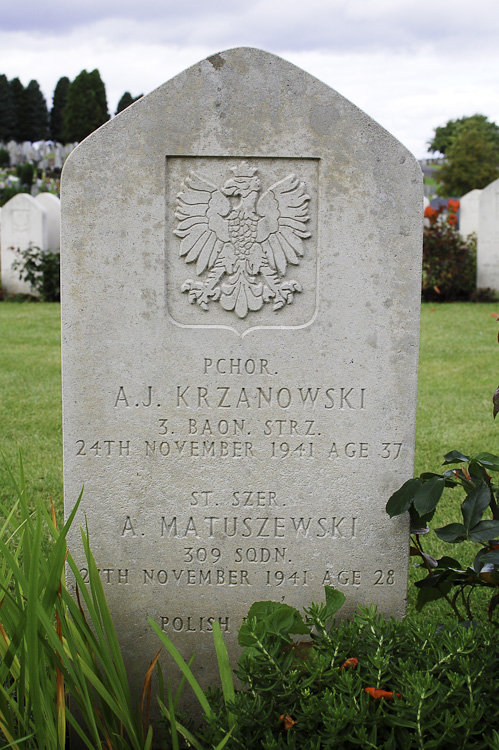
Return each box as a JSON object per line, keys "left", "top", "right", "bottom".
{"left": 166, "top": 683, "right": 179, "bottom": 750}
{"left": 148, "top": 618, "right": 213, "bottom": 720}
{"left": 157, "top": 700, "right": 204, "bottom": 750}
{"left": 212, "top": 621, "right": 236, "bottom": 731}
{"left": 141, "top": 648, "right": 161, "bottom": 735}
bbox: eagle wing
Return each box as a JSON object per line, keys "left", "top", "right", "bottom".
{"left": 255, "top": 174, "right": 310, "bottom": 276}
{"left": 174, "top": 171, "right": 231, "bottom": 275}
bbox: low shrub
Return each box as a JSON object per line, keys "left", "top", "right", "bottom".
{"left": 12, "top": 244, "right": 60, "bottom": 302}
{"left": 15, "top": 162, "right": 34, "bottom": 190}
{"left": 191, "top": 594, "right": 499, "bottom": 749}
{"left": 422, "top": 201, "right": 476, "bottom": 302}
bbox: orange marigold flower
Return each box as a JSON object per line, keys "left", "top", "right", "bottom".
{"left": 447, "top": 213, "right": 458, "bottom": 226}
{"left": 447, "top": 199, "right": 460, "bottom": 211}
{"left": 424, "top": 206, "right": 438, "bottom": 219}
{"left": 340, "top": 657, "right": 359, "bottom": 671}
{"left": 279, "top": 714, "right": 297, "bottom": 730}
{"left": 364, "top": 687, "right": 401, "bottom": 700}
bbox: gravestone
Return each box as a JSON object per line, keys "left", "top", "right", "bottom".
{"left": 459, "top": 188, "right": 481, "bottom": 239}
{"left": 36, "top": 193, "right": 61, "bottom": 251}
{"left": 62, "top": 47, "right": 422, "bottom": 700}
{"left": 477, "top": 178, "right": 499, "bottom": 290}
{"left": 1, "top": 192, "right": 47, "bottom": 296}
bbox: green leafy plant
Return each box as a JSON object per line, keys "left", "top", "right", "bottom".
{"left": 195, "top": 593, "right": 499, "bottom": 749}
{"left": 0, "top": 453, "right": 160, "bottom": 749}
{"left": 386, "top": 450, "right": 499, "bottom": 621}
{"left": 12, "top": 244, "right": 60, "bottom": 302}
{"left": 15, "top": 163, "right": 34, "bottom": 191}
{"left": 422, "top": 200, "right": 476, "bottom": 302}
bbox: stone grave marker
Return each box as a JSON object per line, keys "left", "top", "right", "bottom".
{"left": 36, "top": 192, "right": 61, "bottom": 251}
{"left": 62, "top": 47, "right": 422, "bottom": 700}
{"left": 477, "top": 178, "right": 499, "bottom": 291}
{"left": 459, "top": 188, "right": 481, "bottom": 239}
{"left": 1, "top": 192, "right": 47, "bottom": 296}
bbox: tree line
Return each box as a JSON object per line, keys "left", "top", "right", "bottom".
{"left": 0, "top": 71, "right": 142, "bottom": 144}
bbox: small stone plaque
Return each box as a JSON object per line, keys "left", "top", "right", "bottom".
{"left": 62, "top": 48, "right": 422, "bottom": 699}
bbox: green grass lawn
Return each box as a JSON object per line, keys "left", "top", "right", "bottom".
{"left": 0, "top": 300, "right": 63, "bottom": 523}
{"left": 1, "top": 299, "right": 498, "bottom": 617}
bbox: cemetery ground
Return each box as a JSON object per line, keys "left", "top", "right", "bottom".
{"left": 1, "top": 298, "right": 498, "bottom": 612}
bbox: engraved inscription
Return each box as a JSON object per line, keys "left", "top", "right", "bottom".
{"left": 175, "top": 161, "right": 310, "bottom": 318}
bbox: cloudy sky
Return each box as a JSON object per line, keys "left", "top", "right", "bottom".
{"left": 1, "top": 0, "right": 499, "bottom": 158}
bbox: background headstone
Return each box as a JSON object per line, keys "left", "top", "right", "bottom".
{"left": 477, "top": 178, "right": 499, "bottom": 291}
{"left": 1, "top": 193, "right": 47, "bottom": 295}
{"left": 36, "top": 193, "right": 61, "bottom": 251}
{"left": 459, "top": 188, "right": 481, "bottom": 239}
{"left": 62, "top": 47, "right": 422, "bottom": 700}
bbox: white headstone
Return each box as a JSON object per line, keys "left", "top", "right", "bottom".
{"left": 62, "top": 48, "right": 422, "bottom": 702}
{"left": 477, "top": 178, "right": 499, "bottom": 290}
{"left": 1, "top": 193, "right": 47, "bottom": 296}
{"left": 36, "top": 193, "right": 61, "bottom": 251}
{"left": 459, "top": 188, "right": 481, "bottom": 239}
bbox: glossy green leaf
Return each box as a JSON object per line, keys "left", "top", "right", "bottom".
{"left": 469, "top": 520, "right": 499, "bottom": 543}
{"left": 437, "top": 556, "right": 463, "bottom": 569}
{"left": 324, "top": 587, "right": 346, "bottom": 619}
{"left": 442, "top": 450, "right": 470, "bottom": 465}
{"left": 461, "top": 482, "right": 490, "bottom": 531}
{"left": 413, "top": 476, "right": 446, "bottom": 516}
{"left": 435, "top": 523, "right": 466, "bottom": 543}
{"left": 474, "top": 453, "right": 499, "bottom": 471}
{"left": 386, "top": 478, "right": 422, "bottom": 517}
{"left": 416, "top": 581, "right": 451, "bottom": 611}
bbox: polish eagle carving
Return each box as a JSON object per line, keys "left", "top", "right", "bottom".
{"left": 175, "top": 161, "right": 310, "bottom": 319}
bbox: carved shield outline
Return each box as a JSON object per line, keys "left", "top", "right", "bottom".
{"left": 165, "top": 155, "right": 319, "bottom": 337}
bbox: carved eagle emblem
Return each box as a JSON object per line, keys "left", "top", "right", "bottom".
{"left": 175, "top": 161, "right": 310, "bottom": 319}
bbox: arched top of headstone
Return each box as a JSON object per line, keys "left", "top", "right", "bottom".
{"left": 64, "top": 47, "right": 417, "bottom": 174}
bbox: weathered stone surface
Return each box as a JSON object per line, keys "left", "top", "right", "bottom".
{"left": 1, "top": 192, "right": 47, "bottom": 295}
{"left": 61, "top": 47, "right": 422, "bottom": 700}
{"left": 477, "top": 179, "right": 499, "bottom": 290}
{"left": 459, "top": 188, "right": 481, "bottom": 239}
{"left": 36, "top": 193, "right": 60, "bottom": 251}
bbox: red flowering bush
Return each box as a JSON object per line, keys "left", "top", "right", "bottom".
{"left": 422, "top": 198, "right": 476, "bottom": 301}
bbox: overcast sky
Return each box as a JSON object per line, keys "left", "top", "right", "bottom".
{"left": 1, "top": 0, "right": 498, "bottom": 158}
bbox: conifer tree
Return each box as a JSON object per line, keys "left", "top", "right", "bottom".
{"left": 50, "top": 76, "right": 70, "bottom": 142}
{"left": 63, "top": 69, "right": 110, "bottom": 143}
{"left": 0, "top": 74, "right": 16, "bottom": 141}
{"left": 9, "top": 77, "right": 25, "bottom": 141}
{"left": 23, "top": 79, "right": 49, "bottom": 141}
{"left": 116, "top": 91, "right": 143, "bottom": 115}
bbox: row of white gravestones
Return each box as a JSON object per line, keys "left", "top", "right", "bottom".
{"left": 0, "top": 192, "right": 60, "bottom": 296}
{"left": 61, "top": 46, "right": 422, "bottom": 723}
{"left": 460, "top": 180, "right": 499, "bottom": 291}
{"left": 0, "top": 140, "right": 78, "bottom": 170}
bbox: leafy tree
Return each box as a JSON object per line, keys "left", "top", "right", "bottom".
{"left": 63, "top": 69, "right": 110, "bottom": 143}
{"left": 0, "top": 74, "right": 16, "bottom": 141}
{"left": 115, "top": 91, "right": 143, "bottom": 115}
{"left": 436, "top": 117, "right": 499, "bottom": 196}
{"left": 50, "top": 76, "right": 70, "bottom": 142}
{"left": 429, "top": 114, "right": 499, "bottom": 155}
